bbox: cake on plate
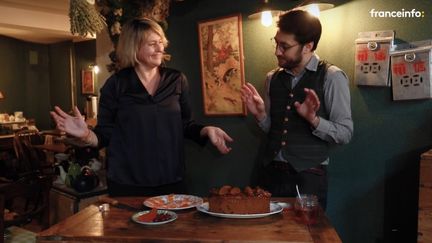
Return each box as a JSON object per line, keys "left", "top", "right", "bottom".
{"left": 208, "top": 185, "right": 271, "bottom": 214}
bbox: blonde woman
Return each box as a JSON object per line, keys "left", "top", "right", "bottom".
{"left": 51, "top": 18, "right": 233, "bottom": 196}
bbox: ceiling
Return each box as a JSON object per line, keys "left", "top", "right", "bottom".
{"left": 0, "top": 0, "right": 94, "bottom": 44}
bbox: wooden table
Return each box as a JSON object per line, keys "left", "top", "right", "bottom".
{"left": 32, "top": 144, "right": 69, "bottom": 153}
{"left": 39, "top": 130, "right": 65, "bottom": 137}
{"left": 418, "top": 149, "right": 432, "bottom": 243}
{"left": 37, "top": 197, "right": 341, "bottom": 243}
{"left": 49, "top": 182, "right": 108, "bottom": 225}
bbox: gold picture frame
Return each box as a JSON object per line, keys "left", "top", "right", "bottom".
{"left": 198, "top": 14, "right": 246, "bottom": 116}
{"left": 81, "top": 68, "right": 95, "bottom": 95}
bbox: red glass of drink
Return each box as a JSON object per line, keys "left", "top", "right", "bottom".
{"left": 294, "top": 194, "right": 320, "bottom": 225}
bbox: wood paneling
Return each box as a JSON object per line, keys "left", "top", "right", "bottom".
{"left": 418, "top": 150, "right": 432, "bottom": 243}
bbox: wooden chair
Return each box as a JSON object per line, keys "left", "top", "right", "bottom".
{"left": 0, "top": 174, "right": 52, "bottom": 243}
{"left": 12, "top": 129, "right": 54, "bottom": 177}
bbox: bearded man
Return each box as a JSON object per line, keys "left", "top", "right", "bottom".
{"left": 241, "top": 9, "right": 353, "bottom": 209}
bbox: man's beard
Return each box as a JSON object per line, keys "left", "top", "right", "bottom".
{"left": 277, "top": 49, "right": 302, "bottom": 70}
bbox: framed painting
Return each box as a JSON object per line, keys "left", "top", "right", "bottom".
{"left": 81, "top": 68, "right": 95, "bottom": 95}
{"left": 198, "top": 14, "right": 247, "bottom": 116}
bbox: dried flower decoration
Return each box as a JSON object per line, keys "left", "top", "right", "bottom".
{"left": 69, "top": 0, "right": 106, "bottom": 37}
{"left": 110, "top": 21, "right": 122, "bottom": 36}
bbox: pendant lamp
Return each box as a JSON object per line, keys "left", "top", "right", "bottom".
{"left": 248, "top": 0, "right": 283, "bottom": 27}
{"left": 297, "top": 0, "right": 334, "bottom": 17}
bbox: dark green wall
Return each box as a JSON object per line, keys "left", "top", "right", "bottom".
{"left": 165, "top": 0, "right": 432, "bottom": 242}
{"left": 74, "top": 40, "right": 97, "bottom": 113}
{"left": 0, "top": 36, "right": 51, "bottom": 129}
{"left": 0, "top": 36, "right": 27, "bottom": 113}
{"left": 49, "top": 42, "right": 73, "bottom": 126}
{"left": 0, "top": 36, "right": 96, "bottom": 130}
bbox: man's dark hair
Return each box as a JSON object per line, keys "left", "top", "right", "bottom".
{"left": 277, "top": 9, "right": 322, "bottom": 51}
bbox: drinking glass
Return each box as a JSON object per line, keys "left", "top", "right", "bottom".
{"left": 294, "top": 194, "right": 320, "bottom": 225}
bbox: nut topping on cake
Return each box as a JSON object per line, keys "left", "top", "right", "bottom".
{"left": 256, "top": 187, "right": 272, "bottom": 197}
{"left": 218, "top": 185, "right": 232, "bottom": 195}
{"left": 230, "top": 187, "right": 241, "bottom": 195}
{"left": 244, "top": 186, "right": 254, "bottom": 196}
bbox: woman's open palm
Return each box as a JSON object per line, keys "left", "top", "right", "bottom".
{"left": 50, "top": 106, "right": 88, "bottom": 138}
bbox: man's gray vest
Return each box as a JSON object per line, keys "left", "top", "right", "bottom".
{"left": 266, "top": 60, "right": 330, "bottom": 171}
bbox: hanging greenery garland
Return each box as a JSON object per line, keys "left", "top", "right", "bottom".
{"left": 69, "top": 0, "right": 106, "bottom": 37}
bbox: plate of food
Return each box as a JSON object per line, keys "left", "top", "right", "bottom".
{"left": 144, "top": 194, "right": 203, "bottom": 210}
{"left": 196, "top": 202, "right": 283, "bottom": 219}
{"left": 131, "top": 209, "right": 177, "bottom": 225}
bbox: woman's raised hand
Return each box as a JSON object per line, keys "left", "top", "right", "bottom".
{"left": 50, "top": 106, "right": 89, "bottom": 139}
{"left": 200, "top": 126, "right": 233, "bottom": 154}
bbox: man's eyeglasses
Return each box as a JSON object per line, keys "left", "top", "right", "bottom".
{"left": 271, "top": 38, "right": 300, "bottom": 53}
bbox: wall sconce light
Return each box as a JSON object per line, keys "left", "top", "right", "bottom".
{"left": 0, "top": 91, "right": 4, "bottom": 100}
{"left": 297, "top": 0, "right": 334, "bottom": 17}
{"left": 248, "top": 0, "right": 283, "bottom": 27}
{"left": 89, "top": 64, "right": 100, "bottom": 74}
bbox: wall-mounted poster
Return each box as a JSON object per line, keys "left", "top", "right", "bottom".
{"left": 81, "top": 68, "right": 95, "bottom": 95}
{"left": 198, "top": 14, "right": 246, "bottom": 116}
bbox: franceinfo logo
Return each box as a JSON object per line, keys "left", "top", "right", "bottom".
{"left": 369, "top": 8, "right": 425, "bottom": 18}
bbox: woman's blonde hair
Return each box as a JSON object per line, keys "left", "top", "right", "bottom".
{"left": 116, "top": 18, "right": 168, "bottom": 69}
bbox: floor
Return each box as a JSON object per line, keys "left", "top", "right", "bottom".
{"left": 4, "top": 226, "right": 36, "bottom": 243}
{"left": 3, "top": 220, "right": 42, "bottom": 243}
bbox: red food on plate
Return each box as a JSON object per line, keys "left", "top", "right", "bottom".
{"left": 153, "top": 213, "right": 172, "bottom": 222}
{"left": 137, "top": 208, "right": 158, "bottom": 222}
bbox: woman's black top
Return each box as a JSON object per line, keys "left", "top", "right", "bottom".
{"left": 94, "top": 67, "right": 206, "bottom": 187}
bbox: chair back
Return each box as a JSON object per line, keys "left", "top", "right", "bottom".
{"left": 0, "top": 174, "right": 52, "bottom": 243}
{"left": 12, "top": 129, "right": 46, "bottom": 175}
